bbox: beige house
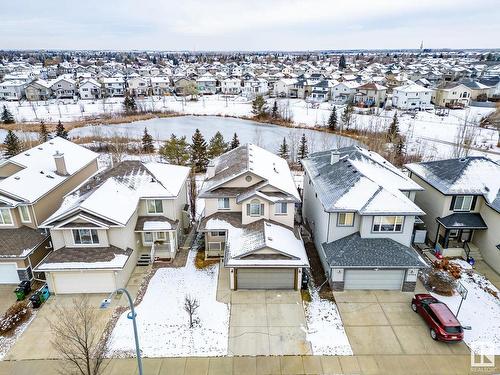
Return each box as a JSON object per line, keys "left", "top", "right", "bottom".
{"left": 38, "top": 161, "right": 190, "bottom": 294}
{"left": 407, "top": 156, "right": 500, "bottom": 273}
{"left": 0, "top": 138, "right": 99, "bottom": 284}
{"left": 199, "top": 144, "right": 309, "bottom": 290}
{"left": 432, "top": 83, "right": 472, "bottom": 108}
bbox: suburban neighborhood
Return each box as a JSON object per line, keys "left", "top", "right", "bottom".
{"left": 0, "top": 1, "right": 500, "bottom": 374}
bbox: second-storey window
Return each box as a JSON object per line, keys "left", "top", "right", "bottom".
{"left": 337, "top": 212, "right": 354, "bottom": 227}
{"left": 210, "top": 231, "right": 225, "bottom": 237}
{"left": 372, "top": 216, "right": 404, "bottom": 232}
{"left": 0, "top": 208, "right": 13, "bottom": 225}
{"left": 18, "top": 206, "right": 31, "bottom": 223}
{"left": 147, "top": 199, "right": 163, "bottom": 214}
{"left": 275, "top": 202, "right": 288, "bottom": 215}
{"left": 248, "top": 199, "right": 264, "bottom": 217}
{"left": 218, "top": 198, "right": 230, "bottom": 210}
{"left": 73, "top": 229, "right": 99, "bottom": 245}
{"left": 453, "top": 196, "right": 473, "bottom": 212}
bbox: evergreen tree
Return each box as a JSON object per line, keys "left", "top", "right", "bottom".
{"left": 190, "top": 128, "right": 209, "bottom": 172}
{"left": 141, "top": 127, "right": 155, "bottom": 153}
{"left": 1, "top": 105, "right": 15, "bottom": 124}
{"left": 328, "top": 107, "right": 338, "bottom": 131}
{"left": 387, "top": 112, "right": 400, "bottom": 142}
{"left": 3, "top": 130, "right": 21, "bottom": 157}
{"left": 208, "top": 131, "right": 228, "bottom": 159}
{"left": 339, "top": 55, "right": 347, "bottom": 70}
{"left": 159, "top": 134, "right": 190, "bottom": 165}
{"left": 55, "top": 120, "right": 68, "bottom": 139}
{"left": 271, "top": 100, "right": 279, "bottom": 119}
{"left": 230, "top": 132, "right": 240, "bottom": 150}
{"left": 341, "top": 104, "right": 353, "bottom": 130}
{"left": 298, "top": 133, "right": 309, "bottom": 160}
{"left": 277, "top": 137, "right": 289, "bottom": 161}
{"left": 251, "top": 95, "right": 267, "bottom": 117}
{"left": 39, "top": 121, "right": 49, "bottom": 142}
{"left": 123, "top": 94, "right": 137, "bottom": 114}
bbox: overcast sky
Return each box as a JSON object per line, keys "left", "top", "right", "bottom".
{"left": 1, "top": 0, "right": 499, "bottom": 51}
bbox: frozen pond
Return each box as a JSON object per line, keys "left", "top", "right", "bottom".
{"left": 69, "top": 115, "right": 358, "bottom": 153}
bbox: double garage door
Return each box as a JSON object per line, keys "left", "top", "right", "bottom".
{"left": 344, "top": 269, "right": 404, "bottom": 290}
{"left": 50, "top": 271, "right": 115, "bottom": 294}
{"left": 236, "top": 268, "right": 295, "bottom": 290}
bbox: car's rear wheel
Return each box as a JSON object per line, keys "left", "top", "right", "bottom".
{"left": 411, "top": 303, "right": 417, "bottom": 312}
{"left": 430, "top": 329, "right": 438, "bottom": 340}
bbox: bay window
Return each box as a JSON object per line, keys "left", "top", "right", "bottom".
{"left": 0, "top": 208, "right": 13, "bottom": 225}
{"left": 372, "top": 216, "right": 404, "bottom": 232}
{"left": 247, "top": 199, "right": 264, "bottom": 217}
{"left": 73, "top": 229, "right": 99, "bottom": 245}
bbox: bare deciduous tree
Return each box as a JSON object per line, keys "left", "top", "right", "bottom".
{"left": 49, "top": 297, "right": 108, "bottom": 375}
{"left": 188, "top": 167, "right": 198, "bottom": 221}
{"left": 184, "top": 295, "right": 200, "bottom": 328}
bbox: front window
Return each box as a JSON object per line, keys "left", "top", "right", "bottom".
{"left": 18, "top": 206, "right": 31, "bottom": 223}
{"left": 275, "top": 202, "right": 288, "bottom": 215}
{"left": 248, "top": 199, "right": 263, "bottom": 217}
{"left": 143, "top": 232, "right": 153, "bottom": 244}
{"left": 0, "top": 208, "right": 13, "bottom": 225}
{"left": 147, "top": 199, "right": 163, "bottom": 214}
{"left": 156, "top": 232, "right": 166, "bottom": 241}
{"left": 217, "top": 198, "right": 230, "bottom": 210}
{"left": 453, "top": 196, "right": 473, "bottom": 212}
{"left": 372, "top": 216, "right": 404, "bottom": 232}
{"left": 210, "top": 231, "right": 225, "bottom": 237}
{"left": 338, "top": 212, "right": 354, "bottom": 227}
{"left": 73, "top": 229, "right": 99, "bottom": 245}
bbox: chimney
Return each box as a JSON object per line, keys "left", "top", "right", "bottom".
{"left": 206, "top": 161, "right": 216, "bottom": 179}
{"left": 330, "top": 151, "right": 340, "bottom": 165}
{"left": 54, "top": 151, "right": 68, "bottom": 176}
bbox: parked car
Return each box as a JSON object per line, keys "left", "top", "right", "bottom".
{"left": 411, "top": 294, "right": 468, "bottom": 342}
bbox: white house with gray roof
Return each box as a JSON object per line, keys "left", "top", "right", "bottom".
{"left": 406, "top": 156, "right": 500, "bottom": 273}
{"left": 199, "top": 144, "right": 309, "bottom": 290}
{"left": 302, "top": 146, "right": 427, "bottom": 291}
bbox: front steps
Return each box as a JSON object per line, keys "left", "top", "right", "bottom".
{"left": 137, "top": 253, "right": 151, "bottom": 266}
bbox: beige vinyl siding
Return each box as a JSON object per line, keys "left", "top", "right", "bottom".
{"left": 474, "top": 204, "right": 500, "bottom": 273}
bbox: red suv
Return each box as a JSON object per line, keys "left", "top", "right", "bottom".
{"left": 411, "top": 294, "right": 465, "bottom": 342}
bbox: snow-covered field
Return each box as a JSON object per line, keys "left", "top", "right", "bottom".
{"left": 107, "top": 250, "right": 229, "bottom": 357}
{"left": 303, "top": 289, "right": 352, "bottom": 355}
{"left": 432, "top": 260, "right": 500, "bottom": 354}
{"left": 1, "top": 96, "right": 498, "bottom": 160}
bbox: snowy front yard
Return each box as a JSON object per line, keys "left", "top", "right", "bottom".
{"left": 107, "top": 251, "right": 229, "bottom": 357}
{"left": 303, "top": 289, "right": 352, "bottom": 355}
{"left": 431, "top": 260, "right": 500, "bottom": 354}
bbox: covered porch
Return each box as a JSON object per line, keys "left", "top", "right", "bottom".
{"left": 135, "top": 216, "right": 180, "bottom": 262}
{"left": 434, "top": 213, "right": 487, "bottom": 259}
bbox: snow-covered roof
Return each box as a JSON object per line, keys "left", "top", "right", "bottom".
{"left": 302, "top": 146, "right": 424, "bottom": 215}
{"left": 394, "top": 83, "right": 433, "bottom": 94}
{"left": 406, "top": 156, "right": 500, "bottom": 212}
{"left": 0, "top": 137, "right": 98, "bottom": 203}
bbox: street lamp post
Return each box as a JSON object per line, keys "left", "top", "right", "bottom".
{"left": 100, "top": 288, "right": 143, "bottom": 375}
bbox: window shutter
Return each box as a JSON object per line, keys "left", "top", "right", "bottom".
{"left": 246, "top": 204, "right": 250, "bottom": 216}
{"left": 471, "top": 196, "right": 477, "bottom": 211}
{"left": 449, "top": 196, "right": 456, "bottom": 210}
{"left": 260, "top": 204, "right": 264, "bottom": 215}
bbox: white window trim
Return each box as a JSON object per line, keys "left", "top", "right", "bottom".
{"left": 217, "top": 198, "right": 230, "bottom": 210}
{"left": 146, "top": 199, "right": 164, "bottom": 214}
{"left": 18, "top": 206, "right": 31, "bottom": 223}
{"left": 453, "top": 196, "right": 473, "bottom": 212}
{"left": 274, "top": 202, "right": 288, "bottom": 215}
{"left": 249, "top": 200, "right": 263, "bottom": 217}
{"left": 337, "top": 212, "right": 355, "bottom": 227}
{"left": 372, "top": 216, "right": 404, "bottom": 233}
{"left": 0, "top": 208, "right": 14, "bottom": 226}
{"left": 72, "top": 229, "right": 100, "bottom": 245}
{"left": 143, "top": 232, "right": 154, "bottom": 245}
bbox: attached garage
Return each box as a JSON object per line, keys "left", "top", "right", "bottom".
{"left": 49, "top": 271, "right": 116, "bottom": 294}
{"left": 0, "top": 263, "right": 20, "bottom": 284}
{"left": 236, "top": 268, "right": 296, "bottom": 290}
{"left": 344, "top": 269, "right": 405, "bottom": 290}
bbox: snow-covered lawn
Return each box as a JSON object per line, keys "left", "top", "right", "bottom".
{"left": 107, "top": 251, "right": 229, "bottom": 357}
{"left": 431, "top": 260, "right": 500, "bottom": 354}
{"left": 303, "top": 289, "right": 352, "bottom": 355}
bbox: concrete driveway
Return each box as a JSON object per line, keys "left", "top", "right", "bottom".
{"left": 0, "top": 285, "right": 17, "bottom": 316}
{"left": 335, "top": 281, "right": 470, "bottom": 357}
{"left": 217, "top": 266, "right": 312, "bottom": 356}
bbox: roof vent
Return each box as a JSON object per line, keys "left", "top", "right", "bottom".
{"left": 267, "top": 237, "right": 273, "bottom": 241}
{"left": 24, "top": 153, "right": 30, "bottom": 156}
{"left": 459, "top": 158, "right": 467, "bottom": 162}
{"left": 14, "top": 176, "right": 20, "bottom": 180}
{"left": 40, "top": 171, "right": 44, "bottom": 174}
{"left": 38, "top": 147, "right": 43, "bottom": 150}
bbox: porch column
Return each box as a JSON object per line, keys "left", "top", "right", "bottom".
{"left": 169, "top": 231, "right": 175, "bottom": 254}
{"left": 434, "top": 223, "right": 440, "bottom": 249}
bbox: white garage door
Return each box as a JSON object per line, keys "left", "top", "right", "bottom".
{"left": 51, "top": 271, "right": 115, "bottom": 294}
{"left": 0, "top": 263, "right": 20, "bottom": 284}
{"left": 344, "top": 269, "right": 404, "bottom": 290}
{"left": 237, "top": 268, "right": 295, "bottom": 290}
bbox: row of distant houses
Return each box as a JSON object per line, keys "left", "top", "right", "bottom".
{"left": 0, "top": 138, "right": 498, "bottom": 294}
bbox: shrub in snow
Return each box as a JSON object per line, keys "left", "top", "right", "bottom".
{"left": 428, "top": 269, "right": 457, "bottom": 296}
{"left": 0, "top": 301, "right": 31, "bottom": 335}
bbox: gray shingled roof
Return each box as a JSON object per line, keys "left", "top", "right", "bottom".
{"left": 437, "top": 213, "right": 488, "bottom": 229}
{"left": 322, "top": 232, "right": 428, "bottom": 269}
{"left": 37, "top": 245, "right": 132, "bottom": 269}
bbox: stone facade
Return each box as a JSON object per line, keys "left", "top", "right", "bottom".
{"left": 402, "top": 281, "right": 417, "bottom": 292}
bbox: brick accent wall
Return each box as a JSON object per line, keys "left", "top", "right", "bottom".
{"left": 402, "top": 281, "right": 416, "bottom": 292}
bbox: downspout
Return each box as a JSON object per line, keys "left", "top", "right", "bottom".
{"left": 326, "top": 211, "right": 331, "bottom": 243}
